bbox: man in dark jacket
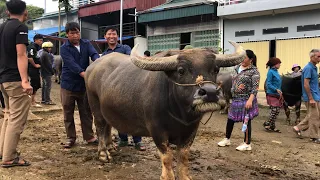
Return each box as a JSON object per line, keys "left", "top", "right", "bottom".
{"left": 40, "top": 41, "right": 55, "bottom": 105}
{"left": 60, "top": 22, "right": 100, "bottom": 148}
{"left": 27, "top": 34, "right": 43, "bottom": 108}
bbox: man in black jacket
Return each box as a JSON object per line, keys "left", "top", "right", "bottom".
{"left": 40, "top": 42, "right": 55, "bottom": 105}
{"left": 27, "top": 34, "right": 43, "bottom": 108}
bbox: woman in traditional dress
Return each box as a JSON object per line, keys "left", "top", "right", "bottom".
{"left": 217, "top": 50, "right": 260, "bottom": 151}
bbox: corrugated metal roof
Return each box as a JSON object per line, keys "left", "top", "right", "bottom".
{"left": 138, "top": 3, "right": 216, "bottom": 23}
{"left": 148, "top": 0, "right": 209, "bottom": 10}
{"left": 136, "top": 0, "right": 167, "bottom": 11}
{"left": 78, "top": 0, "right": 135, "bottom": 18}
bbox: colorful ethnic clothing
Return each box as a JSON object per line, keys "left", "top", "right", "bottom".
{"left": 228, "top": 64, "right": 260, "bottom": 122}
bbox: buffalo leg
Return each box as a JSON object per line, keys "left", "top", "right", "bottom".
{"left": 87, "top": 92, "right": 112, "bottom": 162}
{"left": 177, "top": 147, "right": 192, "bottom": 180}
{"left": 154, "top": 138, "right": 174, "bottom": 180}
{"left": 283, "top": 102, "right": 291, "bottom": 125}
{"left": 177, "top": 131, "right": 197, "bottom": 180}
{"left": 295, "top": 100, "right": 301, "bottom": 125}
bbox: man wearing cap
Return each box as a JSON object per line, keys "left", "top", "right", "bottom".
{"left": 40, "top": 42, "right": 55, "bottom": 105}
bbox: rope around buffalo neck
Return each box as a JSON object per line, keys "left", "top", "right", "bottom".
{"left": 169, "top": 75, "right": 218, "bottom": 126}
{"left": 170, "top": 75, "right": 219, "bottom": 87}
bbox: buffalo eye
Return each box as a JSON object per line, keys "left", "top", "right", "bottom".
{"left": 178, "top": 67, "right": 185, "bottom": 75}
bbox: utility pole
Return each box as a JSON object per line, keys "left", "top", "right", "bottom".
{"left": 120, "top": 0, "right": 123, "bottom": 44}
{"left": 58, "top": 3, "right": 61, "bottom": 54}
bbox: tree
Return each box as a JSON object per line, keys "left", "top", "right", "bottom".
{"left": 0, "top": 0, "right": 7, "bottom": 20}
{"left": 59, "top": 0, "right": 72, "bottom": 21}
{"left": 0, "top": 2, "right": 44, "bottom": 28}
{"left": 26, "top": 5, "right": 44, "bottom": 20}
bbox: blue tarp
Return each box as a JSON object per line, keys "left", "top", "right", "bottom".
{"left": 28, "top": 26, "right": 65, "bottom": 41}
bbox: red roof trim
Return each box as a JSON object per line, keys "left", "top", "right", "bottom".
{"left": 78, "top": 0, "right": 136, "bottom": 18}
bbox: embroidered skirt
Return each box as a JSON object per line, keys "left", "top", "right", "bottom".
{"left": 266, "top": 94, "right": 283, "bottom": 107}
{"left": 228, "top": 98, "right": 259, "bottom": 122}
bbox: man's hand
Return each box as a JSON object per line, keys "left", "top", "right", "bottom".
{"left": 309, "top": 99, "right": 316, "bottom": 107}
{"left": 21, "top": 81, "right": 33, "bottom": 95}
{"left": 34, "top": 64, "right": 41, "bottom": 68}
{"left": 80, "top": 72, "right": 85, "bottom": 78}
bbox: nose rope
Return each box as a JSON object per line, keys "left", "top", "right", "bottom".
{"left": 171, "top": 75, "right": 219, "bottom": 87}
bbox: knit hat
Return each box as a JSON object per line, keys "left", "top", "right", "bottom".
{"left": 291, "top": 64, "right": 301, "bottom": 71}
{"left": 266, "top": 57, "right": 281, "bottom": 68}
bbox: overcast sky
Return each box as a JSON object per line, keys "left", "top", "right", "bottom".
{"left": 24, "top": 0, "right": 45, "bottom": 9}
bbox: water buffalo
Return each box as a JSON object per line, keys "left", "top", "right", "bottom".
{"left": 280, "top": 74, "right": 302, "bottom": 125}
{"left": 53, "top": 55, "right": 62, "bottom": 84}
{"left": 216, "top": 70, "right": 233, "bottom": 114}
{"left": 85, "top": 41, "right": 245, "bottom": 180}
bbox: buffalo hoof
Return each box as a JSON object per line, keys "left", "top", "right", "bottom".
{"left": 179, "top": 175, "right": 192, "bottom": 180}
{"left": 107, "top": 143, "right": 117, "bottom": 153}
{"left": 160, "top": 176, "right": 175, "bottom": 180}
{"left": 99, "top": 150, "right": 112, "bottom": 163}
{"left": 295, "top": 118, "right": 301, "bottom": 125}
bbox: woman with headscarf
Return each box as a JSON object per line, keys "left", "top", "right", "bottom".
{"left": 217, "top": 50, "right": 260, "bottom": 151}
{"left": 264, "top": 57, "right": 282, "bottom": 132}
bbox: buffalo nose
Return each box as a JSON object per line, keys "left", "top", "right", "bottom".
{"left": 198, "top": 89, "right": 207, "bottom": 96}
{"left": 201, "top": 83, "right": 218, "bottom": 95}
{"left": 194, "top": 83, "right": 219, "bottom": 102}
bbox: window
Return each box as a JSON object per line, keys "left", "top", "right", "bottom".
{"left": 235, "top": 30, "right": 254, "bottom": 37}
{"left": 263, "top": 27, "right": 288, "bottom": 35}
{"left": 297, "top": 24, "right": 320, "bottom": 32}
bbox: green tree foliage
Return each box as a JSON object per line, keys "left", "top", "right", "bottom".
{"left": 59, "top": 0, "right": 73, "bottom": 13}
{"left": 0, "top": 2, "right": 44, "bottom": 20}
{"left": 0, "top": 0, "right": 7, "bottom": 20}
{"left": 59, "top": 32, "right": 66, "bottom": 38}
{"left": 26, "top": 5, "right": 44, "bottom": 20}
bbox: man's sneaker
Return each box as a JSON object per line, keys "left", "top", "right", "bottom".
{"left": 217, "top": 138, "right": 231, "bottom": 147}
{"left": 117, "top": 140, "right": 129, "bottom": 147}
{"left": 236, "top": 143, "right": 252, "bottom": 151}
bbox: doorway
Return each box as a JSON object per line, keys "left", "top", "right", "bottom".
{"left": 269, "top": 40, "right": 276, "bottom": 58}
{"left": 180, "top": 32, "right": 191, "bottom": 50}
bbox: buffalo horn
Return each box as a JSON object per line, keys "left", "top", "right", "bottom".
{"left": 130, "top": 44, "right": 178, "bottom": 71}
{"left": 215, "top": 41, "right": 246, "bottom": 67}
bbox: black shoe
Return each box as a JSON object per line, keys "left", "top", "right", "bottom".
{"left": 310, "top": 138, "right": 320, "bottom": 144}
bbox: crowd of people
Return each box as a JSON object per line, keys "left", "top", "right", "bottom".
{"left": 0, "top": 0, "right": 319, "bottom": 169}
{"left": 217, "top": 48, "right": 320, "bottom": 152}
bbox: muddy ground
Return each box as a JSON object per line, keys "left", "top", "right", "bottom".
{"left": 0, "top": 82, "right": 320, "bottom": 180}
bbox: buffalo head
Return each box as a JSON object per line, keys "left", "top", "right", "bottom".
{"left": 130, "top": 41, "right": 245, "bottom": 114}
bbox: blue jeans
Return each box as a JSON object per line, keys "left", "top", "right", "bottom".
{"left": 119, "top": 132, "right": 141, "bottom": 144}
{"left": 42, "top": 76, "right": 52, "bottom": 103}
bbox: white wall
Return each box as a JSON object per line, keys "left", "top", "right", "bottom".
{"left": 223, "top": 10, "right": 320, "bottom": 52}
{"left": 44, "top": 0, "right": 59, "bottom": 14}
{"left": 33, "top": 13, "right": 78, "bottom": 30}
{"left": 134, "top": 36, "right": 148, "bottom": 56}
